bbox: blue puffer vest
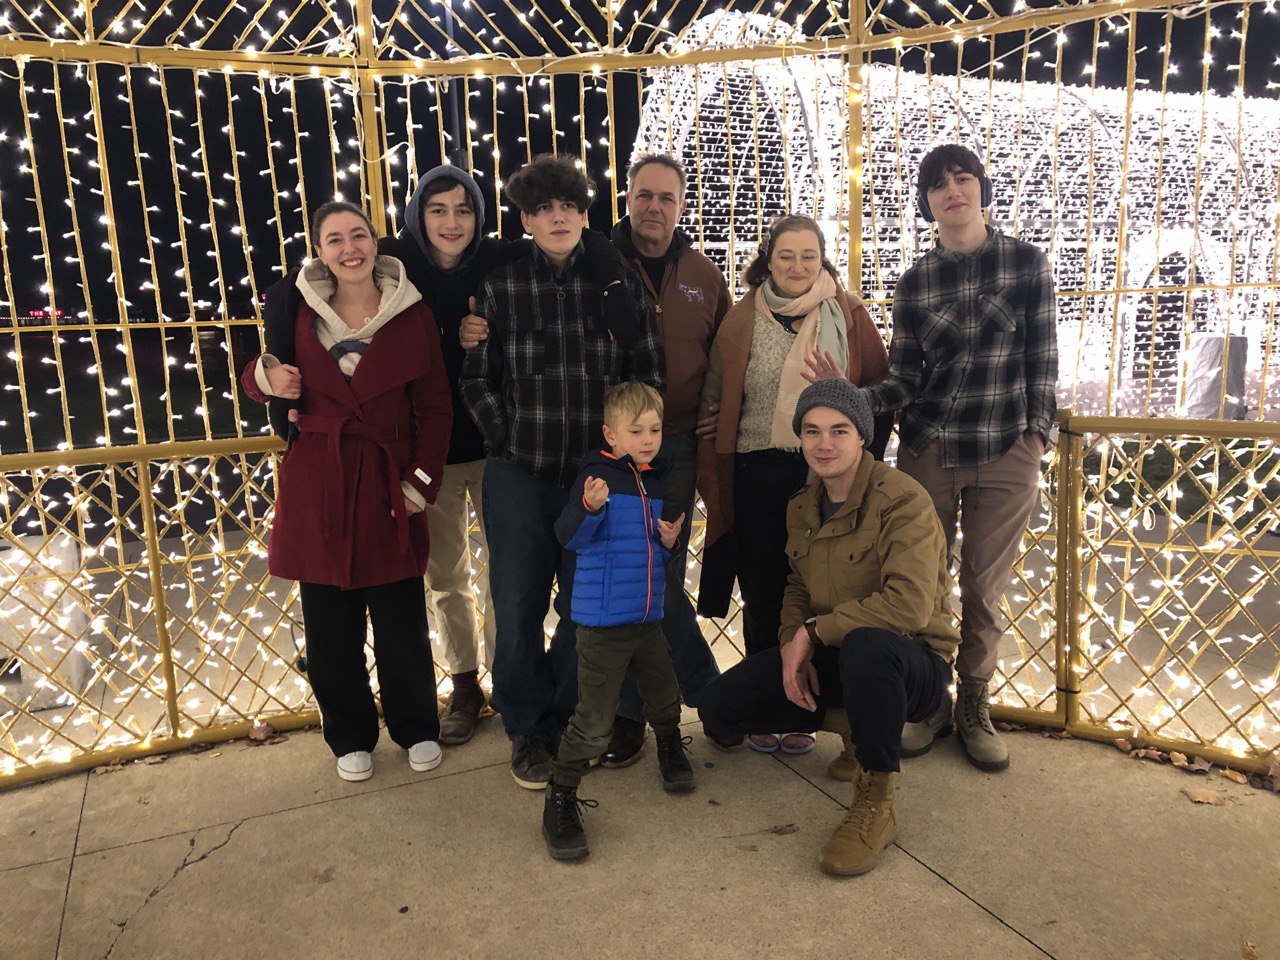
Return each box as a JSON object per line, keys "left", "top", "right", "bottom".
{"left": 554, "top": 449, "right": 669, "bottom": 627}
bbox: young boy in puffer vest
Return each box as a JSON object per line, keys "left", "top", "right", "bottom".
{"left": 541, "top": 381, "right": 695, "bottom": 861}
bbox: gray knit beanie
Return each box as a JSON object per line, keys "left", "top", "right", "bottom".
{"left": 792, "top": 378, "right": 874, "bottom": 447}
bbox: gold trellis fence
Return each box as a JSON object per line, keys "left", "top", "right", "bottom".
{"left": 2, "top": 0, "right": 1280, "bottom": 788}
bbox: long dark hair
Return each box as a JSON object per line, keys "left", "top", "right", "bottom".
{"left": 742, "top": 214, "right": 841, "bottom": 288}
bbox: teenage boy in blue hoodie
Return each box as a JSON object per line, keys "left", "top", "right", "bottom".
{"left": 541, "top": 381, "right": 693, "bottom": 862}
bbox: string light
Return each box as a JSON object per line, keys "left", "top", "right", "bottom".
{"left": 2, "top": 0, "right": 1279, "bottom": 781}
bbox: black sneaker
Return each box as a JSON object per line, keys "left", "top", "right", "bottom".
{"left": 601, "top": 716, "right": 646, "bottom": 768}
{"left": 511, "top": 735, "right": 552, "bottom": 790}
{"left": 655, "top": 732, "right": 696, "bottom": 794}
{"left": 541, "top": 783, "right": 597, "bottom": 861}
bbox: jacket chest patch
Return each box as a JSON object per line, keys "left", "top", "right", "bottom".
{"left": 678, "top": 283, "right": 704, "bottom": 304}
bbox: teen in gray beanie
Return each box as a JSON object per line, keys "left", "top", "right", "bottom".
{"left": 792, "top": 378, "right": 875, "bottom": 446}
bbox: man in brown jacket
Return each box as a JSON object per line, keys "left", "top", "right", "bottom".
{"left": 698, "top": 377, "right": 959, "bottom": 876}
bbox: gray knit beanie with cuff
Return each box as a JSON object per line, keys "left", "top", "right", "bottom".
{"left": 792, "top": 378, "right": 874, "bottom": 448}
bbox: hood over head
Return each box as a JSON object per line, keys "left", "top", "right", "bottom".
{"left": 402, "top": 164, "right": 487, "bottom": 270}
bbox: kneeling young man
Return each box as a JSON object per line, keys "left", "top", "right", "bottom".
{"left": 698, "top": 378, "right": 959, "bottom": 876}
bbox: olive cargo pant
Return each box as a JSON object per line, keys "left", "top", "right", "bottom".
{"left": 550, "top": 622, "right": 683, "bottom": 788}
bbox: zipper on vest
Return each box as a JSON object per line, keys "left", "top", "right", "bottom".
{"left": 630, "top": 462, "right": 655, "bottom": 620}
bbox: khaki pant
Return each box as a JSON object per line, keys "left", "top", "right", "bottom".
{"left": 423, "top": 459, "right": 494, "bottom": 675}
{"left": 896, "top": 434, "right": 1043, "bottom": 684}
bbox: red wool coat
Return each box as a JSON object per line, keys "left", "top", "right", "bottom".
{"left": 242, "top": 302, "right": 452, "bottom": 589}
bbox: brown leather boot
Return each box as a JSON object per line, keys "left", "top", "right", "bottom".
{"left": 826, "top": 736, "right": 860, "bottom": 782}
{"left": 819, "top": 769, "right": 899, "bottom": 876}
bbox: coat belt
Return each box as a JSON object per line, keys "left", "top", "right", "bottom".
{"left": 296, "top": 414, "right": 412, "bottom": 552}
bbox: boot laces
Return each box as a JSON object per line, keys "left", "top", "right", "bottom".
{"left": 657, "top": 733, "right": 692, "bottom": 765}
{"left": 844, "top": 776, "right": 878, "bottom": 837}
{"left": 963, "top": 684, "right": 995, "bottom": 735}
{"left": 553, "top": 788, "right": 597, "bottom": 831}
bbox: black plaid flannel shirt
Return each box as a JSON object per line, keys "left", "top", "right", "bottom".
{"left": 866, "top": 228, "right": 1058, "bottom": 468}
{"left": 461, "top": 243, "right": 665, "bottom": 488}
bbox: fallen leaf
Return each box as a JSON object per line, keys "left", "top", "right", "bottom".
{"left": 266, "top": 734, "right": 290, "bottom": 746}
{"left": 1242, "top": 940, "right": 1259, "bottom": 960}
{"left": 248, "top": 721, "right": 275, "bottom": 743}
{"left": 707, "top": 798, "right": 721, "bottom": 806}
{"left": 1221, "top": 768, "right": 1249, "bottom": 785}
{"left": 1113, "top": 738, "right": 1133, "bottom": 754}
{"left": 1140, "top": 748, "right": 1167, "bottom": 762}
{"left": 138, "top": 754, "right": 167, "bottom": 766}
{"left": 1182, "top": 786, "right": 1224, "bottom": 806}
{"left": 737, "top": 844, "right": 759, "bottom": 853}
{"left": 93, "top": 760, "right": 125, "bottom": 776}
{"left": 769, "top": 823, "right": 799, "bottom": 835}
{"left": 1169, "top": 752, "right": 1189, "bottom": 768}
{"left": 1247, "top": 775, "right": 1275, "bottom": 793}
{"left": 206, "top": 752, "right": 221, "bottom": 759}
{"left": 1188, "top": 756, "right": 1213, "bottom": 774}
{"left": 189, "top": 742, "right": 214, "bottom": 754}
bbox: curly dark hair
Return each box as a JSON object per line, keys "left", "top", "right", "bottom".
{"left": 503, "top": 154, "right": 595, "bottom": 215}
{"left": 742, "top": 214, "right": 841, "bottom": 288}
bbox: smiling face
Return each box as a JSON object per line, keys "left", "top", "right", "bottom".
{"left": 925, "top": 167, "right": 986, "bottom": 229}
{"left": 626, "top": 162, "right": 686, "bottom": 253}
{"left": 314, "top": 210, "right": 377, "bottom": 286}
{"left": 768, "top": 228, "right": 825, "bottom": 298}
{"left": 602, "top": 409, "right": 663, "bottom": 465}
{"left": 800, "top": 406, "right": 863, "bottom": 482}
{"left": 520, "top": 198, "right": 586, "bottom": 265}
{"left": 421, "top": 183, "right": 476, "bottom": 269}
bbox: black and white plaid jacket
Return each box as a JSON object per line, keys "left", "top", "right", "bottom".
{"left": 866, "top": 227, "right": 1058, "bottom": 468}
{"left": 460, "top": 242, "right": 665, "bottom": 488}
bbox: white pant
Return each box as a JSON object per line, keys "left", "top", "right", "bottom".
{"left": 423, "top": 459, "right": 494, "bottom": 675}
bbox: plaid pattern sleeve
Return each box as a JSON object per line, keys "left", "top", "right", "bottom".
{"left": 459, "top": 245, "right": 665, "bottom": 487}
{"left": 1023, "top": 250, "right": 1058, "bottom": 439}
{"left": 873, "top": 228, "right": 1059, "bottom": 468}
{"left": 459, "top": 278, "right": 509, "bottom": 454}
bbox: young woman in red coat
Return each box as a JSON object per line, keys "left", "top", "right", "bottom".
{"left": 242, "top": 200, "right": 453, "bottom": 782}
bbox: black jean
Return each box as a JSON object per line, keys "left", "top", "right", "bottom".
{"left": 697, "top": 628, "right": 951, "bottom": 772}
{"left": 617, "top": 430, "right": 721, "bottom": 721}
{"left": 300, "top": 577, "right": 440, "bottom": 757}
{"left": 733, "top": 449, "right": 810, "bottom": 657}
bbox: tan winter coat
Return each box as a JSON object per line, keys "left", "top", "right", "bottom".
{"left": 779, "top": 454, "right": 960, "bottom": 660}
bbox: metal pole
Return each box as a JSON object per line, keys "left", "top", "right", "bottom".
{"left": 135, "top": 460, "right": 184, "bottom": 738}
{"left": 355, "top": 0, "right": 389, "bottom": 235}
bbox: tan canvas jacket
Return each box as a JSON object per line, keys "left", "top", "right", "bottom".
{"left": 779, "top": 455, "right": 961, "bottom": 660}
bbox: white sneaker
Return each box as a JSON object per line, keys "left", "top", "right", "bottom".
{"left": 336, "top": 750, "right": 373, "bottom": 782}
{"left": 408, "top": 740, "right": 442, "bottom": 773}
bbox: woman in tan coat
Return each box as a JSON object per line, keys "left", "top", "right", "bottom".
{"left": 696, "top": 214, "right": 889, "bottom": 754}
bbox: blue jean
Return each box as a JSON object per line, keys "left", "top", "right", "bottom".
{"left": 482, "top": 457, "right": 579, "bottom": 741}
{"left": 616, "top": 430, "right": 721, "bottom": 723}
